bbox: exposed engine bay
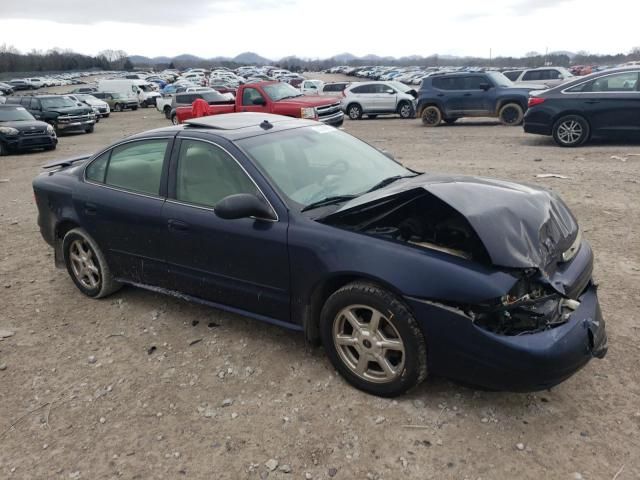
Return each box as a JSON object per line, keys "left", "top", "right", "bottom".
{"left": 322, "top": 189, "right": 584, "bottom": 336}
{"left": 322, "top": 190, "right": 492, "bottom": 264}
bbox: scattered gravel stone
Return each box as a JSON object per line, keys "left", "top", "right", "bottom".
{"left": 87, "top": 356, "right": 97, "bottom": 364}
{"left": 279, "top": 464, "right": 292, "bottom": 473}
{"left": 516, "top": 443, "right": 525, "bottom": 451}
{"left": 231, "top": 412, "right": 239, "bottom": 419}
{"left": 412, "top": 399, "right": 425, "bottom": 409}
{"left": 572, "top": 473, "right": 583, "bottom": 480}
{"left": 328, "top": 467, "right": 338, "bottom": 477}
{"left": 435, "top": 439, "right": 443, "bottom": 446}
{"left": 0, "top": 330, "right": 15, "bottom": 339}
{"left": 305, "top": 473, "right": 313, "bottom": 479}
{"left": 374, "top": 416, "right": 386, "bottom": 425}
{"left": 481, "top": 417, "right": 489, "bottom": 423}
{"left": 0, "top": 363, "right": 7, "bottom": 371}
{"left": 265, "top": 459, "right": 278, "bottom": 471}
{"left": 99, "top": 417, "right": 106, "bottom": 424}
{"left": 222, "top": 398, "right": 233, "bottom": 407}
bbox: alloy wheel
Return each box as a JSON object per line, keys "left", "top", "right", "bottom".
{"left": 557, "top": 120, "right": 583, "bottom": 145}
{"left": 69, "top": 239, "right": 100, "bottom": 290}
{"left": 399, "top": 103, "right": 412, "bottom": 118}
{"left": 501, "top": 106, "right": 520, "bottom": 124}
{"left": 332, "top": 305, "right": 405, "bottom": 383}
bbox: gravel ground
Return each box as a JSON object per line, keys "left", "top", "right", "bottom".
{"left": 0, "top": 74, "right": 639, "bottom": 479}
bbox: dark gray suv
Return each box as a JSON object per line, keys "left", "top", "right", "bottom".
{"left": 416, "top": 72, "right": 544, "bottom": 127}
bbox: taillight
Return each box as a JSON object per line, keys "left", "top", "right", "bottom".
{"left": 528, "top": 97, "right": 545, "bottom": 108}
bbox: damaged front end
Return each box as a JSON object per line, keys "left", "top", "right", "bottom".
{"left": 317, "top": 174, "right": 607, "bottom": 389}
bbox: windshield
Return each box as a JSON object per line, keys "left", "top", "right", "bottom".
{"left": 0, "top": 106, "right": 35, "bottom": 122}
{"left": 40, "top": 97, "right": 78, "bottom": 108}
{"left": 263, "top": 82, "right": 302, "bottom": 101}
{"left": 238, "top": 126, "right": 413, "bottom": 208}
{"left": 77, "top": 94, "right": 99, "bottom": 103}
{"left": 486, "top": 71, "right": 514, "bottom": 88}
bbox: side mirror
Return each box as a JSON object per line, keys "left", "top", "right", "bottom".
{"left": 252, "top": 97, "right": 266, "bottom": 106}
{"left": 479, "top": 83, "right": 492, "bottom": 91}
{"left": 386, "top": 89, "right": 395, "bottom": 94}
{"left": 215, "top": 193, "right": 275, "bottom": 221}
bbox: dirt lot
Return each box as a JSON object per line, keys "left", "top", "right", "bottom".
{"left": 1, "top": 74, "right": 639, "bottom": 480}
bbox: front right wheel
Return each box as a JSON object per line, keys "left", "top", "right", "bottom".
{"left": 320, "top": 282, "right": 428, "bottom": 397}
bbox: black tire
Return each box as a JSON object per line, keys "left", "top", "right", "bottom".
{"left": 132, "top": 105, "right": 138, "bottom": 111}
{"left": 104, "top": 114, "right": 110, "bottom": 118}
{"left": 552, "top": 114, "right": 590, "bottom": 147}
{"left": 171, "top": 114, "right": 179, "bottom": 125}
{"left": 62, "top": 228, "right": 121, "bottom": 299}
{"left": 44, "top": 145, "right": 56, "bottom": 151}
{"left": 398, "top": 101, "right": 414, "bottom": 119}
{"left": 444, "top": 118, "right": 458, "bottom": 125}
{"left": 420, "top": 105, "right": 442, "bottom": 127}
{"left": 320, "top": 282, "right": 428, "bottom": 397}
{"left": 164, "top": 106, "right": 172, "bottom": 119}
{"left": 498, "top": 102, "right": 524, "bottom": 126}
{"left": 0, "top": 142, "right": 7, "bottom": 156}
{"left": 114, "top": 103, "right": 123, "bottom": 112}
{"left": 85, "top": 125, "right": 94, "bottom": 134}
{"left": 347, "top": 103, "right": 363, "bottom": 120}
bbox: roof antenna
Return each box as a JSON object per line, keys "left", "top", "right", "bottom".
{"left": 260, "top": 119, "right": 273, "bottom": 130}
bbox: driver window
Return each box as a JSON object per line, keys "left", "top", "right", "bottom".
{"left": 242, "top": 88, "right": 264, "bottom": 106}
{"left": 175, "top": 140, "right": 258, "bottom": 208}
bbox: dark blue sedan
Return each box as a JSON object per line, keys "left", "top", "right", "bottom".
{"left": 33, "top": 113, "right": 607, "bottom": 396}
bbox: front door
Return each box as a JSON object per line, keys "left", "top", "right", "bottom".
{"left": 240, "top": 87, "right": 268, "bottom": 113}
{"left": 161, "top": 138, "right": 290, "bottom": 322}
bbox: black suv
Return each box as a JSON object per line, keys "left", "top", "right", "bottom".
{"left": 6, "top": 95, "right": 96, "bottom": 134}
{"left": 0, "top": 104, "right": 57, "bottom": 155}
{"left": 416, "top": 72, "right": 542, "bottom": 126}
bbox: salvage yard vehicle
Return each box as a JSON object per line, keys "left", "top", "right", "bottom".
{"left": 341, "top": 81, "right": 417, "bottom": 120}
{"left": 417, "top": 72, "right": 545, "bottom": 126}
{"left": 166, "top": 91, "right": 235, "bottom": 123}
{"left": 68, "top": 94, "right": 111, "bottom": 118}
{"left": 0, "top": 104, "right": 57, "bottom": 155}
{"left": 524, "top": 67, "right": 640, "bottom": 147}
{"left": 33, "top": 112, "right": 607, "bottom": 397}
{"left": 5, "top": 94, "right": 96, "bottom": 134}
{"left": 92, "top": 92, "right": 139, "bottom": 112}
{"left": 509, "top": 67, "right": 574, "bottom": 88}
{"left": 174, "top": 81, "right": 344, "bottom": 127}
{"left": 98, "top": 79, "right": 160, "bottom": 108}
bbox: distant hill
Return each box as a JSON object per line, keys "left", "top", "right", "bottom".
{"left": 233, "top": 52, "right": 272, "bottom": 65}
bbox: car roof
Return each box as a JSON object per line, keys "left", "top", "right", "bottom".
{"left": 140, "top": 113, "right": 318, "bottom": 141}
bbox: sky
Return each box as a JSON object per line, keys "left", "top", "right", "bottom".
{"left": 0, "top": 0, "right": 638, "bottom": 60}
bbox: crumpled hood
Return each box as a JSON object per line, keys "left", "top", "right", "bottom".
{"left": 332, "top": 173, "right": 579, "bottom": 273}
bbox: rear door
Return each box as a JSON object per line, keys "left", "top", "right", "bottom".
{"left": 77, "top": 136, "right": 173, "bottom": 283}
{"left": 458, "top": 76, "right": 492, "bottom": 114}
{"left": 161, "top": 135, "right": 290, "bottom": 321}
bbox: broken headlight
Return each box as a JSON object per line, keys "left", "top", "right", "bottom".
{"left": 469, "top": 278, "right": 577, "bottom": 336}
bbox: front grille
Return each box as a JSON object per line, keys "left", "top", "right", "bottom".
{"left": 22, "top": 129, "right": 47, "bottom": 136}
{"left": 317, "top": 102, "right": 341, "bottom": 118}
{"left": 58, "top": 114, "right": 91, "bottom": 123}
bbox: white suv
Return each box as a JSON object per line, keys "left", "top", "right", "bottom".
{"left": 341, "top": 81, "right": 417, "bottom": 120}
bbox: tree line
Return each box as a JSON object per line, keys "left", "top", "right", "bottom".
{"left": 0, "top": 45, "right": 133, "bottom": 74}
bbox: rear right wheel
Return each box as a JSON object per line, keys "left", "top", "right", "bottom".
{"left": 114, "top": 103, "right": 123, "bottom": 112}
{"left": 171, "top": 114, "right": 179, "bottom": 125}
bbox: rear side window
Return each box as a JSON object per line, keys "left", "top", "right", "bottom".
{"left": 463, "top": 76, "right": 488, "bottom": 90}
{"left": 567, "top": 72, "right": 639, "bottom": 93}
{"left": 20, "top": 97, "right": 33, "bottom": 108}
{"left": 98, "top": 139, "right": 169, "bottom": 195}
{"left": 522, "top": 70, "right": 542, "bottom": 81}
{"left": 350, "top": 84, "right": 374, "bottom": 94}
{"left": 432, "top": 77, "right": 464, "bottom": 90}
{"left": 85, "top": 151, "right": 110, "bottom": 183}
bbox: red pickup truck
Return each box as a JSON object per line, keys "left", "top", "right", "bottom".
{"left": 174, "top": 81, "right": 344, "bottom": 126}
